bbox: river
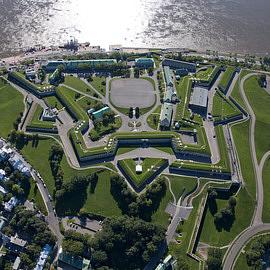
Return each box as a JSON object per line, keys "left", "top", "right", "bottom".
{"left": 0, "top": 0, "right": 270, "bottom": 55}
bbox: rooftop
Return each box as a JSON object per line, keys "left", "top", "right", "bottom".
{"left": 189, "top": 87, "right": 208, "bottom": 108}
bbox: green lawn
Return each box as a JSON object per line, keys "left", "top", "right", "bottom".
{"left": 231, "top": 69, "right": 251, "bottom": 109}
{"left": 21, "top": 137, "right": 122, "bottom": 217}
{"left": 44, "top": 96, "right": 63, "bottom": 110}
{"left": 199, "top": 188, "right": 254, "bottom": 246}
{"left": 21, "top": 138, "right": 97, "bottom": 195}
{"left": 168, "top": 181, "right": 225, "bottom": 269}
{"left": 218, "top": 66, "right": 236, "bottom": 93}
{"left": 195, "top": 66, "right": 214, "bottom": 80}
{"left": 212, "top": 90, "right": 242, "bottom": 122}
{"left": 0, "top": 83, "right": 24, "bottom": 138}
{"left": 244, "top": 75, "right": 270, "bottom": 161}
{"left": 231, "top": 120, "right": 256, "bottom": 199}
{"left": 151, "top": 175, "right": 197, "bottom": 228}
{"left": 262, "top": 157, "right": 270, "bottom": 222}
{"left": 27, "top": 179, "right": 47, "bottom": 215}
{"left": 76, "top": 96, "right": 97, "bottom": 111}
{"left": 64, "top": 75, "right": 95, "bottom": 96}
{"left": 89, "top": 76, "right": 106, "bottom": 96}
{"left": 83, "top": 170, "right": 122, "bottom": 217}
{"left": 147, "top": 105, "right": 161, "bottom": 130}
{"left": 175, "top": 77, "right": 192, "bottom": 121}
{"left": 89, "top": 116, "right": 122, "bottom": 141}
{"left": 27, "top": 104, "right": 55, "bottom": 129}
{"left": 118, "top": 158, "right": 167, "bottom": 187}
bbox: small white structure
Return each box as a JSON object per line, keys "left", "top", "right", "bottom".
{"left": 0, "top": 169, "right": 6, "bottom": 180}
{"left": 136, "top": 164, "right": 143, "bottom": 174}
{"left": 42, "top": 108, "right": 57, "bottom": 122}
{"left": 34, "top": 244, "right": 52, "bottom": 270}
{"left": 13, "top": 256, "right": 21, "bottom": 270}
{"left": 4, "top": 197, "right": 18, "bottom": 212}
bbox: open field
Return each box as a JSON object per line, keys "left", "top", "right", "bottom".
{"left": 27, "top": 179, "right": 48, "bottom": 215}
{"left": 118, "top": 158, "right": 167, "bottom": 187}
{"left": 110, "top": 78, "right": 155, "bottom": 108}
{"left": 21, "top": 138, "right": 97, "bottom": 194}
{"left": 231, "top": 69, "right": 251, "bottom": 109}
{"left": 262, "top": 158, "right": 270, "bottom": 223}
{"left": 231, "top": 120, "right": 256, "bottom": 199}
{"left": 196, "top": 66, "right": 214, "bottom": 80}
{"left": 244, "top": 75, "right": 270, "bottom": 161}
{"left": 89, "top": 76, "right": 106, "bottom": 96}
{"left": 44, "top": 95, "right": 63, "bottom": 109}
{"left": 151, "top": 175, "right": 197, "bottom": 228}
{"left": 147, "top": 105, "right": 161, "bottom": 130}
{"left": 212, "top": 90, "right": 242, "bottom": 122}
{"left": 0, "top": 83, "right": 24, "bottom": 138}
{"left": 64, "top": 75, "right": 95, "bottom": 96}
{"left": 81, "top": 170, "right": 122, "bottom": 217}
{"left": 218, "top": 66, "right": 236, "bottom": 93}
{"left": 27, "top": 104, "right": 56, "bottom": 130}
{"left": 199, "top": 188, "right": 254, "bottom": 246}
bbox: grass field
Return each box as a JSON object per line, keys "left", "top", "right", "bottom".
{"left": 147, "top": 105, "right": 161, "bottom": 130}
{"left": 21, "top": 137, "right": 123, "bottom": 217}
{"left": 0, "top": 83, "right": 24, "bottom": 138}
{"left": 199, "top": 188, "right": 254, "bottom": 246}
{"left": 231, "top": 120, "right": 256, "bottom": 199}
{"left": 76, "top": 96, "right": 97, "bottom": 111}
{"left": 168, "top": 181, "right": 230, "bottom": 269}
{"left": 118, "top": 158, "right": 167, "bottom": 187}
{"left": 21, "top": 138, "right": 97, "bottom": 195}
{"left": 218, "top": 66, "right": 236, "bottom": 93}
{"left": 212, "top": 90, "right": 242, "bottom": 121}
{"left": 27, "top": 104, "right": 56, "bottom": 129}
{"left": 244, "top": 75, "right": 270, "bottom": 161}
{"left": 27, "top": 179, "right": 47, "bottom": 215}
{"left": 64, "top": 75, "right": 96, "bottom": 96}
{"left": 89, "top": 76, "right": 106, "bottom": 96}
{"left": 262, "top": 157, "right": 270, "bottom": 223}
{"left": 231, "top": 69, "right": 251, "bottom": 109}
{"left": 196, "top": 66, "right": 214, "bottom": 80}
{"left": 44, "top": 96, "right": 63, "bottom": 110}
{"left": 82, "top": 170, "right": 122, "bottom": 217}
{"left": 151, "top": 175, "right": 197, "bottom": 228}
{"left": 175, "top": 77, "right": 192, "bottom": 121}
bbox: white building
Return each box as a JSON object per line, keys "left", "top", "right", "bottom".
{"left": 0, "top": 169, "right": 6, "bottom": 181}
{"left": 4, "top": 197, "right": 19, "bottom": 212}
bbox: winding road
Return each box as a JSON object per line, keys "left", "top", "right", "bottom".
{"left": 223, "top": 73, "right": 270, "bottom": 269}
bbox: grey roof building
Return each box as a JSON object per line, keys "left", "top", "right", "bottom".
{"left": 189, "top": 87, "right": 208, "bottom": 115}
{"left": 162, "top": 59, "right": 196, "bottom": 73}
{"left": 163, "top": 66, "right": 174, "bottom": 86}
{"left": 160, "top": 103, "right": 173, "bottom": 129}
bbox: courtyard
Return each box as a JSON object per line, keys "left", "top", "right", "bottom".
{"left": 110, "top": 78, "right": 155, "bottom": 108}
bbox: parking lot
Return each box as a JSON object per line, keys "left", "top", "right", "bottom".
{"left": 110, "top": 78, "right": 155, "bottom": 108}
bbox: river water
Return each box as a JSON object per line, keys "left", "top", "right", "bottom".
{"left": 0, "top": 0, "right": 270, "bottom": 55}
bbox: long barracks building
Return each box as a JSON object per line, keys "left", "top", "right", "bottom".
{"left": 162, "top": 58, "right": 196, "bottom": 73}
{"left": 45, "top": 59, "right": 117, "bottom": 73}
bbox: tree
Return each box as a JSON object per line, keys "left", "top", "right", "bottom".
{"left": 228, "top": 196, "right": 237, "bottom": 209}
{"left": 62, "top": 239, "right": 84, "bottom": 257}
{"left": 207, "top": 248, "right": 222, "bottom": 270}
{"left": 91, "top": 216, "right": 165, "bottom": 269}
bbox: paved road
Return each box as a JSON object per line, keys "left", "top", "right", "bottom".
{"left": 223, "top": 224, "right": 270, "bottom": 270}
